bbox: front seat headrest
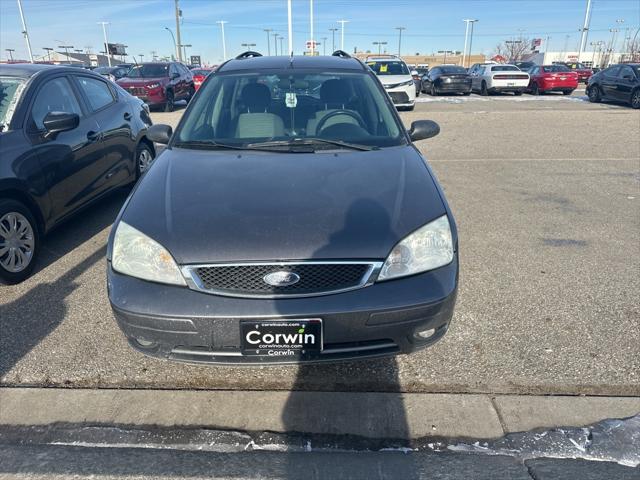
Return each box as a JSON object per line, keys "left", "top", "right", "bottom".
{"left": 320, "top": 79, "right": 350, "bottom": 106}
{"left": 241, "top": 83, "right": 272, "bottom": 113}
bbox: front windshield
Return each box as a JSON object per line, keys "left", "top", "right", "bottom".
{"left": 127, "top": 64, "right": 169, "bottom": 78}
{"left": 366, "top": 61, "right": 410, "bottom": 76}
{"left": 0, "top": 77, "right": 26, "bottom": 131}
{"left": 543, "top": 65, "right": 571, "bottom": 73}
{"left": 176, "top": 71, "right": 405, "bottom": 149}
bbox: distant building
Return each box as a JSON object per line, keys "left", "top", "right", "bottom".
{"left": 355, "top": 52, "right": 486, "bottom": 68}
{"left": 41, "top": 51, "right": 122, "bottom": 67}
{"left": 521, "top": 50, "right": 633, "bottom": 68}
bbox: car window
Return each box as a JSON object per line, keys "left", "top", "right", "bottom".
{"left": 618, "top": 66, "right": 635, "bottom": 78}
{"left": 127, "top": 64, "right": 169, "bottom": 78}
{"left": 177, "top": 71, "right": 405, "bottom": 148}
{"left": 366, "top": 61, "right": 410, "bottom": 76}
{"left": 169, "top": 64, "right": 179, "bottom": 76}
{"left": 440, "top": 66, "right": 467, "bottom": 74}
{"left": 491, "top": 65, "right": 519, "bottom": 72}
{"left": 430, "top": 68, "right": 440, "bottom": 76}
{"left": 542, "top": 65, "right": 570, "bottom": 73}
{"left": 0, "top": 77, "right": 26, "bottom": 131}
{"left": 606, "top": 66, "right": 621, "bottom": 77}
{"left": 76, "top": 76, "right": 115, "bottom": 111}
{"left": 30, "top": 76, "right": 82, "bottom": 130}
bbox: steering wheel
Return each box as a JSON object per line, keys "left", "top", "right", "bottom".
{"left": 315, "top": 110, "right": 366, "bottom": 135}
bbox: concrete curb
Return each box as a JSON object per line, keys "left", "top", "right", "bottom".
{"left": 1, "top": 388, "right": 638, "bottom": 440}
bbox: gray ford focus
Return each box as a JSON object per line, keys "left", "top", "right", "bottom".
{"left": 107, "top": 51, "right": 458, "bottom": 364}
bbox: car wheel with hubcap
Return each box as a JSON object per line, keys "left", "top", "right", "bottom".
{"left": 164, "top": 90, "right": 175, "bottom": 112}
{"left": 0, "top": 200, "right": 39, "bottom": 284}
{"left": 588, "top": 85, "right": 601, "bottom": 103}
{"left": 631, "top": 89, "right": 640, "bottom": 109}
{"left": 136, "top": 142, "right": 155, "bottom": 176}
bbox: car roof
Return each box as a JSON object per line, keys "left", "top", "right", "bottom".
{"left": 0, "top": 63, "right": 93, "bottom": 79}
{"left": 217, "top": 54, "right": 366, "bottom": 73}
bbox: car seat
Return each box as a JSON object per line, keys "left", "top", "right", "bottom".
{"left": 235, "top": 83, "right": 285, "bottom": 138}
{"left": 306, "top": 79, "right": 360, "bottom": 136}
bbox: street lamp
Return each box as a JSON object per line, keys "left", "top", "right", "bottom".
{"left": 395, "top": 27, "right": 405, "bottom": 57}
{"left": 338, "top": 19, "right": 349, "bottom": 51}
{"left": 58, "top": 45, "right": 73, "bottom": 63}
{"left": 438, "top": 50, "right": 455, "bottom": 63}
{"left": 164, "top": 27, "right": 179, "bottom": 61}
{"left": 180, "top": 43, "right": 192, "bottom": 61}
{"left": 264, "top": 29, "right": 273, "bottom": 56}
{"left": 98, "top": 22, "right": 111, "bottom": 66}
{"left": 329, "top": 28, "right": 338, "bottom": 53}
{"left": 463, "top": 19, "right": 478, "bottom": 68}
{"left": 241, "top": 43, "right": 256, "bottom": 52}
{"left": 278, "top": 35, "right": 284, "bottom": 56}
{"left": 372, "top": 41, "right": 387, "bottom": 55}
{"left": 273, "top": 32, "right": 279, "bottom": 55}
{"left": 216, "top": 21, "right": 228, "bottom": 61}
{"left": 5, "top": 49, "right": 15, "bottom": 61}
{"left": 321, "top": 36, "right": 327, "bottom": 55}
{"left": 42, "top": 47, "right": 53, "bottom": 61}
{"left": 139, "top": 54, "right": 144, "bottom": 63}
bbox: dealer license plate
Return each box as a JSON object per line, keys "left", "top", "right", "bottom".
{"left": 240, "top": 319, "right": 323, "bottom": 357}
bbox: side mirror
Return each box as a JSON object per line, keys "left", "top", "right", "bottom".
{"left": 146, "top": 124, "right": 172, "bottom": 145}
{"left": 42, "top": 112, "right": 79, "bottom": 139}
{"left": 408, "top": 120, "right": 440, "bottom": 142}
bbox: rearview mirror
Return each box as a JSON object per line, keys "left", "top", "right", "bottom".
{"left": 408, "top": 120, "right": 440, "bottom": 142}
{"left": 42, "top": 112, "right": 79, "bottom": 139}
{"left": 146, "top": 124, "right": 172, "bottom": 145}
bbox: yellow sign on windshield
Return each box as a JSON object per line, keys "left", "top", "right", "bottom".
{"left": 379, "top": 64, "right": 388, "bottom": 73}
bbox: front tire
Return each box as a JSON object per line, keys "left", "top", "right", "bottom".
{"left": 531, "top": 83, "right": 540, "bottom": 96}
{"left": 513, "top": 90, "right": 523, "bottom": 96}
{"left": 164, "top": 90, "right": 175, "bottom": 112}
{"left": 480, "top": 81, "right": 489, "bottom": 96}
{"left": 631, "top": 89, "right": 640, "bottom": 109}
{"left": 0, "top": 200, "right": 39, "bottom": 284}
{"left": 430, "top": 84, "right": 437, "bottom": 96}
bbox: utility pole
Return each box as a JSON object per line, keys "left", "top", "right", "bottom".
{"left": 309, "top": 0, "right": 314, "bottom": 55}
{"left": 279, "top": 36, "right": 284, "bottom": 56}
{"left": 462, "top": 20, "right": 472, "bottom": 67}
{"left": 217, "top": 21, "right": 227, "bottom": 61}
{"left": 174, "top": 0, "right": 182, "bottom": 61}
{"left": 321, "top": 37, "right": 327, "bottom": 55}
{"left": 16, "top": 0, "right": 34, "bottom": 62}
{"left": 5, "top": 49, "right": 15, "bottom": 61}
{"left": 287, "top": 0, "right": 293, "bottom": 55}
{"left": 465, "top": 19, "right": 478, "bottom": 68}
{"left": 43, "top": 47, "right": 53, "bottom": 61}
{"left": 273, "top": 32, "right": 279, "bottom": 55}
{"left": 329, "top": 28, "right": 338, "bottom": 53}
{"left": 395, "top": 27, "right": 405, "bottom": 57}
{"left": 578, "top": 0, "right": 592, "bottom": 61}
{"left": 338, "top": 20, "right": 349, "bottom": 51}
{"left": 98, "top": 22, "right": 112, "bottom": 66}
{"left": 373, "top": 41, "right": 387, "bottom": 55}
{"left": 264, "top": 29, "right": 272, "bottom": 55}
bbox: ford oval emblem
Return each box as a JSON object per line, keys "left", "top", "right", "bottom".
{"left": 263, "top": 271, "right": 300, "bottom": 287}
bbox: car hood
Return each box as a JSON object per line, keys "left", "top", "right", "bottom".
{"left": 117, "top": 77, "right": 166, "bottom": 86}
{"left": 119, "top": 145, "right": 448, "bottom": 264}
{"left": 379, "top": 75, "right": 413, "bottom": 86}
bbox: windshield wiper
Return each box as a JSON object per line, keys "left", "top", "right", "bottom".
{"left": 173, "top": 140, "right": 286, "bottom": 152}
{"left": 247, "top": 138, "right": 378, "bottom": 151}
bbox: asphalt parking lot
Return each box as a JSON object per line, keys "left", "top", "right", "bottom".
{"left": 1, "top": 92, "right": 638, "bottom": 396}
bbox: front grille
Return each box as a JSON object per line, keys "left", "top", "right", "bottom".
{"left": 388, "top": 92, "right": 410, "bottom": 104}
{"left": 186, "top": 262, "right": 379, "bottom": 297}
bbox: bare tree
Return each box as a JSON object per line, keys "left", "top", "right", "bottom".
{"left": 493, "top": 37, "right": 532, "bottom": 62}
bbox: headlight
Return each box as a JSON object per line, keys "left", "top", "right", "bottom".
{"left": 399, "top": 80, "right": 415, "bottom": 87}
{"left": 112, "top": 222, "right": 186, "bottom": 286}
{"left": 377, "top": 215, "right": 454, "bottom": 282}
{"left": 146, "top": 83, "right": 161, "bottom": 89}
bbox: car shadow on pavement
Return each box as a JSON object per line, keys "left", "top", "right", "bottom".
{"left": 0, "top": 245, "right": 106, "bottom": 379}
{"left": 280, "top": 199, "right": 420, "bottom": 478}
{"left": 30, "top": 188, "right": 129, "bottom": 278}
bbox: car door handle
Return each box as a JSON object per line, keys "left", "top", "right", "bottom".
{"left": 123, "top": 112, "right": 132, "bottom": 121}
{"left": 87, "top": 131, "right": 101, "bottom": 142}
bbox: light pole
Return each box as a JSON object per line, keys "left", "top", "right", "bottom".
{"left": 43, "top": 47, "right": 53, "bottom": 61}
{"left": 273, "top": 32, "right": 279, "bottom": 55}
{"left": 578, "top": 0, "right": 592, "bottom": 61}
{"left": 321, "top": 37, "right": 327, "bottom": 55}
{"left": 465, "top": 19, "right": 478, "bottom": 67}
{"left": 164, "top": 27, "right": 179, "bottom": 61}
{"left": 462, "top": 20, "right": 472, "bottom": 67}
{"left": 58, "top": 45, "right": 73, "bottom": 63}
{"left": 438, "top": 50, "right": 455, "bottom": 63}
{"left": 98, "top": 22, "right": 111, "bottom": 66}
{"left": 309, "top": 0, "right": 314, "bottom": 55}
{"left": 216, "top": 21, "right": 227, "bottom": 61}
{"left": 395, "top": 27, "right": 405, "bottom": 57}
{"left": 338, "top": 19, "right": 349, "bottom": 51}
{"left": 329, "top": 28, "right": 338, "bottom": 53}
{"left": 241, "top": 42, "right": 256, "bottom": 51}
{"left": 608, "top": 28, "right": 620, "bottom": 66}
{"left": 16, "top": 0, "right": 34, "bottom": 62}
{"left": 139, "top": 54, "right": 144, "bottom": 63}
{"left": 174, "top": 0, "right": 182, "bottom": 61}
{"left": 373, "top": 41, "right": 387, "bottom": 55}
{"left": 264, "top": 29, "right": 272, "bottom": 55}
{"left": 5, "top": 49, "right": 15, "bottom": 61}
{"left": 287, "top": 0, "right": 293, "bottom": 55}
{"left": 180, "top": 44, "right": 192, "bottom": 61}
{"left": 279, "top": 36, "right": 284, "bottom": 56}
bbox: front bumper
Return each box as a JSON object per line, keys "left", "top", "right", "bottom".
{"left": 107, "top": 259, "right": 458, "bottom": 364}
{"left": 384, "top": 85, "right": 416, "bottom": 107}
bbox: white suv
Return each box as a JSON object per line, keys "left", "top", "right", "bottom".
{"left": 469, "top": 63, "right": 530, "bottom": 96}
{"left": 366, "top": 56, "right": 416, "bottom": 110}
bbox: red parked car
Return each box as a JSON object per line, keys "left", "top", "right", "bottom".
{"left": 554, "top": 61, "right": 593, "bottom": 83}
{"left": 527, "top": 65, "right": 578, "bottom": 95}
{"left": 191, "top": 67, "right": 214, "bottom": 91}
{"left": 116, "top": 62, "right": 194, "bottom": 112}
